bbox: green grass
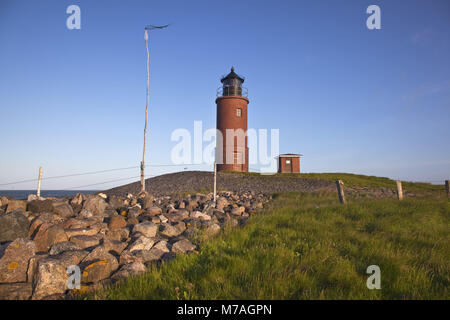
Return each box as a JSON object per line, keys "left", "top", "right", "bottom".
{"left": 89, "top": 191, "right": 449, "bottom": 300}
{"left": 231, "top": 171, "right": 445, "bottom": 193}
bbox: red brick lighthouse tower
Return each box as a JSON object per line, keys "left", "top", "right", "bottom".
{"left": 216, "top": 67, "right": 249, "bottom": 172}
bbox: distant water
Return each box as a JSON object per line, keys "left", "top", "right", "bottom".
{"left": 0, "top": 190, "right": 99, "bottom": 200}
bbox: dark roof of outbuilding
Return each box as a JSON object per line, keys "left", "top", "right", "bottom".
{"left": 277, "top": 154, "right": 303, "bottom": 157}
{"left": 221, "top": 67, "right": 245, "bottom": 83}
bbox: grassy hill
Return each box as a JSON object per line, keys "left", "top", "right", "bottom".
{"left": 103, "top": 171, "right": 444, "bottom": 198}
{"left": 239, "top": 171, "right": 444, "bottom": 193}
{"left": 90, "top": 174, "right": 448, "bottom": 300}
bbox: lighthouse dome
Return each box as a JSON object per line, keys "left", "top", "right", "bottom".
{"left": 221, "top": 67, "right": 245, "bottom": 83}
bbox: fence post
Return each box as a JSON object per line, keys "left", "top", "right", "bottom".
{"left": 445, "top": 180, "right": 449, "bottom": 198}
{"left": 335, "top": 180, "right": 346, "bottom": 204}
{"left": 36, "top": 166, "right": 43, "bottom": 198}
{"left": 396, "top": 180, "right": 403, "bottom": 200}
{"left": 213, "top": 162, "right": 217, "bottom": 205}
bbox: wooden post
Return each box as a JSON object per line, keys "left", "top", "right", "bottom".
{"left": 396, "top": 180, "right": 403, "bottom": 200}
{"left": 140, "top": 161, "right": 145, "bottom": 193}
{"left": 445, "top": 180, "right": 449, "bottom": 198}
{"left": 141, "top": 28, "right": 150, "bottom": 193}
{"left": 36, "top": 166, "right": 43, "bottom": 198}
{"left": 213, "top": 162, "right": 217, "bottom": 205}
{"left": 336, "top": 180, "right": 346, "bottom": 204}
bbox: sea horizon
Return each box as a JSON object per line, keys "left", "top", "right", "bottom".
{"left": 0, "top": 190, "right": 100, "bottom": 200}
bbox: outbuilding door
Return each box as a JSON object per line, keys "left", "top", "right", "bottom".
{"left": 285, "top": 159, "right": 292, "bottom": 173}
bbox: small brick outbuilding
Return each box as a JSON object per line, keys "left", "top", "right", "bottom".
{"left": 276, "top": 154, "right": 302, "bottom": 173}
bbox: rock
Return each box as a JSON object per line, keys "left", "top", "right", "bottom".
{"left": 119, "top": 250, "right": 143, "bottom": 265}
{"left": 107, "top": 195, "right": 124, "bottom": 209}
{"left": 204, "top": 222, "right": 221, "bottom": 237}
{"left": 146, "top": 206, "right": 162, "bottom": 216}
{"left": 102, "top": 238, "right": 127, "bottom": 256}
{"left": 0, "top": 211, "right": 29, "bottom": 243}
{"left": 173, "top": 221, "right": 186, "bottom": 234}
{"left": 28, "top": 216, "right": 49, "bottom": 239}
{"left": 186, "top": 200, "right": 198, "bottom": 211}
{"left": 27, "top": 253, "right": 48, "bottom": 283}
{"left": 105, "top": 228, "right": 130, "bottom": 242}
{"left": 0, "top": 196, "right": 8, "bottom": 207}
{"left": 202, "top": 203, "right": 215, "bottom": 216}
{"left": 118, "top": 209, "right": 128, "bottom": 218}
{"left": 81, "top": 246, "right": 119, "bottom": 283}
{"left": 32, "top": 250, "right": 88, "bottom": 299}
{"left": 27, "top": 199, "right": 53, "bottom": 213}
{"left": 185, "top": 218, "right": 202, "bottom": 228}
{"left": 150, "top": 216, "right": 161, "bottom": 224}
{"left": 133, "top": 247, "right": 165, "bottom": 262}
{"left": 5, "top": 200, "right": 27, "bottom": 214}
{"left": 141, "top": 195, "right": 155, "bottom": 209}
{"left": 108, "top": 215, "right": 127, "bottom": 231}
{"left": 165, "top": 209, "right": 189, "bottom": 223}
{"left": 64, "top": 225, "right": 101, "bottom": 238}
{"left": 83, "top": 196, "right": 107, "bottom": 215}
{"left": 78, "top": 209, "right": 93, "bottom": 219}
{"left": 132, "top": 221, "right": 157, "bottom": 238}
{"left": 127, "top": 216, "right": 140, "bottom": 226}
{"left": 63, "top": 217, "right": 98, "bottom": 229}
{"left": 126, "top": 235, "right": 154, "bottom": 253}
{"left": 111, "top": 262, "right": 146, "bottom": 282}
{"left": 153, "top": 240, "right": 171, "bottom": 253}
{"left": 159, "top": 215, "right": 169, "bottom": 223}
{"left": 231, "top": 206, "right": 245, "bottom": 216}
{"left": 161, "top": 251, "right": 177, "bottom": 262}
{"left": 33, "top": 223, "right": 68, "bottom": 253}
{"left": 0, "top": 238, "right": 36, "bottom": 283}
{"left": 130, "top": 198, "right": 139, "bottom": 206}
{"left": 71, "top": 203, "right": 83, "bottom": 216}
{"left": 49, "top": 241, "right": 82, "bottom": 255}
{"left": 247, "top": 206, "right": 257, "bottom": 214}
{"left": 159, "top": 223, "right": 184, "bottom": 238}
{"left": 0, "top": 283, "right": 33, "bottom": 300}
{"left": 70, "top": 193, "right": 84, "bottom": 206}
{"left": 172, "top": 239, "right": 196, "bottom": 254}
{"left": 70, "top": 235, "right": 102, "bottom": 249}
{"left": 191, "top": 211, "right": 211, "bottom": 221}
{"left": 213, "top": 210, "right": 232, "bottom": 225}
{"left": 127, "top": 205, "right": 142, "bottom": 218}
{"left": 28, "top": 214, "right": 54, "bottom": 238}
{"left": 216, "top": 197, "right": 228, "bottom": 210}
{"left": 98, "top": 193, "right": 107, "bottom": 199}
{"left": 27, "top": 194, "right": 40, "bottom": 202}
{"left": 227, "top": 217, "right": 239, "bottom": 227}
{"left": 53, "top": 202, "right": 75, "bottom": 218}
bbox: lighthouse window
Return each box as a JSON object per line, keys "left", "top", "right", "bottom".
{"left": 236, "top": 108, "right": 242, "bottom": 117}
{"left": 286, "top": 160, "right": 291, "bottom": 164}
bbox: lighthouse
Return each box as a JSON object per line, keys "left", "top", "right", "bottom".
{"left": 216, "top": 67, "right": 249, "bottom": 172}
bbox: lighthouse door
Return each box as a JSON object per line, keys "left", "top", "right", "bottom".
{"left": 233, "top": 152, "right": 244, "bottom": 172}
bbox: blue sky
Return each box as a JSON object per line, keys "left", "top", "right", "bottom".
{"left": 0, "top": 0, "right": 449, "bottom": 190}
